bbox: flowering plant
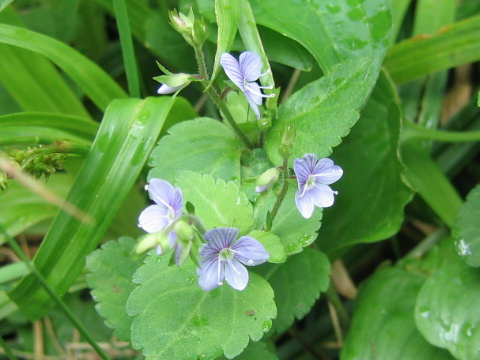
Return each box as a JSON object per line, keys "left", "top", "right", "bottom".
{"left": 2, "top": 1, "right": 479, "bottom": 360}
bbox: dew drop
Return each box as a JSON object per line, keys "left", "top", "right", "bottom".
{"left": 262, "top": 319, "right": 272, "bottom": 333}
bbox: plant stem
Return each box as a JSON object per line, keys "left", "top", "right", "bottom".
{"left": 269, "top": 157, "right": 290, "bottom": 224}
{"left": 0, "top": 223, "right": 111, "bottom": 360}
{"left": 326, "top": 283, "right": 349, "bottom": 328}
{"left": 403, "top": 121, "right": 480, "bottom": 143}
{"left": 192, "top": 45, "right": 254, "bottom": 149}
{"left": 0, "top": 335, "right": 18, "bottom": 360}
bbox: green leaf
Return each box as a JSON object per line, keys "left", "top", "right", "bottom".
{"left": 318, "top": 70, "right": 412, "bottom": 254}
{"left": 86, "top": 237, "right": 145, "bottom": 341}
{"left": 8, "top": 97, "right": 174, "bottom": 320}
{"left": 384, "top": 15, "right": 480, "bottom": 84}
{"left": 342, "top": 267, "right": 454, "bottom": 360}
{"left": 0, "top": 0, "right": 13, "bottom": 13}
{"left": 148, "top": 117, "right": 242, "bottom": 183}
{"left": 126, "top": 254, "right": 276, "bottom": 360}
{"left": 208, "top": 0, "right": 239, "bottom": 88}
{"left": 0, "top": 7, "right": 91, "bottom": 118}
{"left": 175, "top": 171, "right": 254, "bottom": 234}
{"left": 452, "top": 184, "right": 480, "bottom": 267}
{"left": 0, "top": 23, "right": 127, "bottom": 111}
{"left": 265, "top": 58, "right": 373, "bottom": 166}
{"left": 257, "top": 248, "right": 330, "bottom": 333}
{"left": 248, "top": 0, "right": 392, "bottom": 75}
{"left": 217, "top": 341, "right": 278, "bottom": 360}
{"left": 254, "top": 181, "right": 322, "bottom": 255}
{"left": 247, "top": 230, "right": 286, "bottom": 264}
{"left": 415, "top": 246, "right": 480, "bottom": 360}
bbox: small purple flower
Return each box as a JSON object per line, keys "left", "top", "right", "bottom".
{"left": 138, "top": 178, "right": 183, "bottom": 255}
{"left": 294, "top": 154, "right": 343, "bottom": 219}
{"left": 198, "top": 227, "right": 269, "bottom": 291}
{"left": 220, "top": 51, "right": 275, "bottom": 120}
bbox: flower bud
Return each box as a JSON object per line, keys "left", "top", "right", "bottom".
{"left": 174, "top": 220, "right": 194, "bottom": 245}
{"left": 279, "top": 125, "right": 296, "bottom": 158}
{"left": 169, "top": 9, "right": 206, "bottom": 47}
{"left": 135, "top": 232, "right": 169, "bottom": 254}
{"left": 255, "top": 167, "right": 279, "bottom": 193}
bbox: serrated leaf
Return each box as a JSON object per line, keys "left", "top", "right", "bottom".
{"left": 415, "top": 246, "right": 480, "bottom": 360}
{"left": 248, "top": 230, "right": 286, "bottom": 264}
{"left": 254, "top": 181, "right": 322, "bottom": 255}
{"left": 208, "top": 0, "right": 239, "bottom": 88}
{"left": 256, "top": 248, "right": 330, "bottom": 333}
{"left": 86, "top": 237, "right": 145, "bottom": 341}
{"left": 318, "top": 70, "right": 412, "bottom": 254}
{"left": 342, "top": 267, "right": 454, "bottom": 360}
{"left": 176, "top": 171, "right": 253, "bottom": 234}
{"left": 126, "top": 254, "right": 276, "bottom": 360}
{"left": 217, "top": 341, "right": 278, "bottom": 360}
{"left": 148, "top": 117, "right": 242, "bottom": 183}
{"left": 265, "top": 58, "right": 373, "bottom": 166}
{"left": 452, "top": 184, "right": 480, "bottom": 267}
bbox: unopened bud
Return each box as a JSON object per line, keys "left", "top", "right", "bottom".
{"left": 135, "top": 232, "right": 170, "bottom": 254}
{"left": 174, "top": 220, "right": 194, "bottom": 245}
{"left": 281, "top": 125, "right": 296, "bottom": 147}
{"left": 255, "top": 168, "right": 279, "bottom": 193}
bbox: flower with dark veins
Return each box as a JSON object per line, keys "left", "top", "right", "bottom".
{"left": 138, "top": 178, "right": 183, "bottom": 257}
{"left": 294, "top": 154, "right": 343, "bottom": 219}
{"left": 198, "top": 227, "right": 269, "bottom": 291}
{"left": 220, "top": 51, "right": 275, "bottom": 119}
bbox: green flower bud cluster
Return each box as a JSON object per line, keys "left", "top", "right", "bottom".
{"left": 169, "top": 9, "right": 207, "bottom": 48}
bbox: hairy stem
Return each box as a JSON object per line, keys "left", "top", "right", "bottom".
{"left": 269, "top": 157, "right": 290, "bottom": 224}
{"left": 193, "top": 45, "right": 254, "bottom": 149}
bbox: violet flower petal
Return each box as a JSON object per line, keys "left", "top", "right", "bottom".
{"left": 203, "top": 227, "right": 238, "bottom": 252}
{"left": 138, "top": 205, "right": 171, "bottom": 233}
{"left": 313, "top": 159, "right": 343, "bottom": 184}
{"left": 224, "top": 258, "right": 249, "bottom": 291}
{"left": 295, "top": 189, "right": 316, "bottom": 219}
{"left": 310, "top": 184, "right": 336, "bottom": 208}
{"left": 157, "top": 84, "right": 183, "bottom": 95}
{"left": 198, "top": 256, "right": 223, "bottom": 291}
{"left": 239, "top": 51, "right": 262, "bottom": 82}
{"left": 232, "top": 236, "right": 269, "bottom": 265}
{"left": 220, "top": 53, "right": 245, "bottom": 91}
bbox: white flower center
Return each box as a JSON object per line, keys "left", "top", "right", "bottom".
{"left": 167, "top": 208, "right": 176, "bottom": 221}
{"left": 306, "top": 175, "right": 316, "bottom": 190}
{"left": 219, "top": 248, "right": 234, "bottom": 261}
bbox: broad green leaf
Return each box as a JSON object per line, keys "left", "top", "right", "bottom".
{"left": 0, "top": 112, "right": 97, "bottom": 149}
{"left": 218, "top": 341, "right": 278, "bottom": 360}
{"left": 86, "top": 237, "right": 145, "bottom": 341}
{"left": 0, "top": 23, "right": 127, "bottom": 111}
{"left": 0, "top": 0, "right": 13, "bottom": 12}
{"left": 415, "top": 246, "right": 480, "bottom": 360}
{"left": 342, "top": 267, "right": 454, "bottom": 360}
{"left": 265, "top": 58, "right": 372, "bottom": 166}
{"left": 256, "top": 248, "right": 330, "bottom": 333}
{"left": 318, "top": 70, "right": 412, "bottom": 254}
{"left": 248, "top": 0, "right": 392, "bottom": 76}
{"left": 126, "top": 254, "right": 276, "bottom": 360}
{"left": 248, "top": 230, "right": 286, "bottom": 264}
{"left": 149, "top": 117, "right": 242, "bottom": 183}
{"left": 208, "top": 0, "right": 239, "bottom": 87}
{"left": 176, "top": 171, "right": 254, "bottom": 234}
{"left": 452, "top": 184, "right": 480, "bottom": 267}
{"left": 8, "top": 97, "right": 174, "bottom": 320}
{"left": 384, "top": 15, "right": 480, "bottom": 84}
{"left": 254, "top": 180, "right": 322, "bottom": 255}
{"left": 0, "top": 7, "right": 90, "bottom": 118}
{"left": 412, "top": 0, "right": 456, "bottom": 36}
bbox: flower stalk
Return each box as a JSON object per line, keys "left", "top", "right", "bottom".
{"left": 266, "top": 157, "right": 289, "bottom": 230}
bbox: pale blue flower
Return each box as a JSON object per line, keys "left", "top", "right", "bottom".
{"left": 220, "top": 51, "right": 274, "bottom": 119}
{"left": 294, "top": 154, "right": 343, "bottom": 219}
{"left": 198, "top": 227, "right": 269, "bottom": 291}
{"left": 138, "top": 179, "right": 183, "bottom": 259}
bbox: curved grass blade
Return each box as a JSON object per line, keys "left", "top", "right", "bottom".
{"left": 8, "top": 97, "right": 174, "bottom": 320}
{"left": 0, "top": 24, "right": 127, "bottom": 111}
{"left": 0, "top": 7, "right": 91, "bottom": 118}
{"left": 385, "top": 14, "right": 480, "bottom": 84}
{"left": 113, "top": 0, "right": 140, "bottom": 98}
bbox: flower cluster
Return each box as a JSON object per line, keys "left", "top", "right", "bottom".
{"left": 138, "top": 178, "right": 269, "bottom": 291}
